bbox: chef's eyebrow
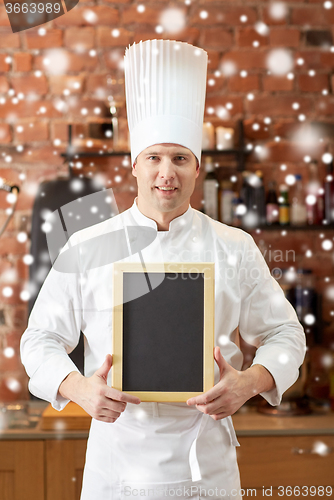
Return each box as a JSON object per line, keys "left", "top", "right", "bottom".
{"left": 145, "top": 151, "right": 190, "bottom": 156}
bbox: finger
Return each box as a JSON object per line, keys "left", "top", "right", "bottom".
{"left": 95, "top": 416, "right": 118, "bottom": 423}
{"left": 102, "top": 398, "right": 127, "bottom": 414}
{"left": 194, "top": 402, "right": 229, "bottom": 420}
{"left": 101, "top": 404, "right": 127, "bottom": 417}
{"left": 214, "top": 347, "right": 229, "bottom": 376}
{"left": 209, "top": 411, "right": 230, "bottom": 421}
{"left": 98, "top": 408, "right": 122, "bottom": 419}
{"left": 93, "top": 400, "right": 129, "bottom": 420}
{"left": 95, "top": 354, "right": 113, "bottom": 380}
{"left": 94, "top": 411, "right": 121, "bottom": 423}
{"left": 195, "top": 397, "right": 224, "bottom": 415}
{"left": 214, "top": 345, "right": 221, "bottom": 360}
{"left": 106, "top": 387, "right": 141, "bottom": 405}
{"left": 187, "top": 384, "right": 223, "bottom": 406}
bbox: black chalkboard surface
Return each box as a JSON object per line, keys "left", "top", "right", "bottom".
{"left": 112, "top": 263, "right": 214, "bottom": 402}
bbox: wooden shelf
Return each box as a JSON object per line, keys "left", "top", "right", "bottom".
{"left": 61, "top": 120, "right": 250, "bottom": 171}
{"left": 245, "top": 224, "right": 334, "bottom": 231}
{"left": 61, "top": 150, "right": 130, "bottom": 159}
{"left": 61, "top": 148, "right": 251, "bottom": 160}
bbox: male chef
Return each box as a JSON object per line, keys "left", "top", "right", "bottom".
{"left": 21, "top": 40, "right": 306, "bottom": 500}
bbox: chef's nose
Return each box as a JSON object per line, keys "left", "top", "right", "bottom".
{"left": 158, "top": 158, "right": 176, "bottom": 179}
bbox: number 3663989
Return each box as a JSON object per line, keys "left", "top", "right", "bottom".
{"left": 5, "top": 3, "right": 61, "bottom": 14}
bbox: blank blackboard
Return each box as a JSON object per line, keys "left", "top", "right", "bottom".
{"left": 112, "top": 262, "right": 214, "bottom": 402}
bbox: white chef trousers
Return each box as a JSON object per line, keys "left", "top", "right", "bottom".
{"left": 80, "top": 403, "right": 242, "bottom": 500}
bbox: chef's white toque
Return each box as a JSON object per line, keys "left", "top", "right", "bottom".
{"left": 124, "top": 39, "right": 208, "bottom": 166}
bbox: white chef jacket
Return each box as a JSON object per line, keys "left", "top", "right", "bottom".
{"left": 20, "top": 200, "right": 306, "bottom": 500}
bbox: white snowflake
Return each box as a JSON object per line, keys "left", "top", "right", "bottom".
{"left": 266, "top": 49, "right": 293, "bottom": 75}
{"left": 160, "top": 8, "right": 186, "bottom": 34}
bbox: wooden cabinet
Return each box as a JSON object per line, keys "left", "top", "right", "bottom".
{"left": 46, "top": 440, "right": 87, "bottom": 500}
{"left": 0, "top": 438, "right": 87, "bottom": 500}
{"left": 237, "top": 435, "right": 334, "bottom": 499}
{"left": 0, "top": 441, "right": 44, "bottom": 500}
{"left": 1, "top": 407, "right": 334, "bottom": 500}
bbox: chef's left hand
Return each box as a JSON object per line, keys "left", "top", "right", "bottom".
{"left": 187, "top": 346, "right": 270, "bottom": 420}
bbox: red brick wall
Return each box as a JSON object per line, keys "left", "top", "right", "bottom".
{"left": 0, "top": 0, "right": 333, "bottom": 402}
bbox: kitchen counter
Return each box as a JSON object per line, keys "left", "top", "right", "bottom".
{"left": 1, "top": 402, "right": 333, "bottom": 499}
{"left": 0, "top": 401, "right": 89, "bottom": 440}
{"left": 233, "top": 405, "right": 334, "bottom": 436}
{"left": 1, "top": 401, "right": 333, "bottom": 440}
{"left": 234, "top": 406, "right": 334, "bottom": 494}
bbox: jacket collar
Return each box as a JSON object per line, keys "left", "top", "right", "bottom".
{"left": 129, "top": 198, "right": 194, "bottom": 233}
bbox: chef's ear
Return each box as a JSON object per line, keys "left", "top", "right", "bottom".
{"left": 195, "top": 158, "right": 200, "bottom": 178}
{"left": 132, "top": 157, "right": 138, "bottom": 178}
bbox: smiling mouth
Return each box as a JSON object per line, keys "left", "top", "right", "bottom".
{"left": 156, "top": 186, "right": 177, "bottom": 191}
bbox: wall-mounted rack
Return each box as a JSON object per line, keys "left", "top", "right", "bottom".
{"left": 248, "top": 224, "right": 334, "bottom": 231}
{"left": 61, "top": 120, "right": 251, "bottom": 171}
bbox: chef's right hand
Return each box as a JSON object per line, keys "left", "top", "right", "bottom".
{"left": 58, "top": 354, "right": 141, "bottom": 423}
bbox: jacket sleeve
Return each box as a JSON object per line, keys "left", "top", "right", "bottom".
{"left": 238, "top": 233, "right": 307, "bottom": 407}
{"left": 20, "top": 252, "right": 82, "bottom": 411}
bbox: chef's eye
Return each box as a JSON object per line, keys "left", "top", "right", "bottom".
{"left": 175, "top": 156, "right": 186, "bottom": 161}
{"left": 147, "top": 155, "right": 159, "bottom": 161}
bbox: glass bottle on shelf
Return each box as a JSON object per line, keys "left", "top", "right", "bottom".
{"left": 219, "top": 179, "right": 234, "bottom": 224}
{"left": 240, "top": 171, "right": 263, "bottom": 228}
{"left": 278, "top": 184, "right": 290, "bottom": 226}
{"left": 304, "top": 347, "right": 333, "bottom": 406}
{"left": 239, "top": 171, "right": 250, "bottom": 209}
{"left": 203, "top": 156, "right": 219, "bottom": 220}
{"left": 290, "top": 174, "right": 307, "bottom": 226}
{"left": 306, "top": 161, "right": 324, "bottom": 225}
{"left": 232, "top": 197, "right": 244, "bottom": 227}
{"left": 292, "top": 269, "right": 318, "bottom": 346}
{"left": 318, "top": 187, "right": 325, "bottom": 224}
{"left": 254, "top": 170, "right": 266, "bottom": 225}
{"left": 324, "top": 159, "right": 334, "bottom": 224}
{"left": 330, "top": 359, "right": 334, "bottom": 411}
{"left": 202, "top": 122, "right": 215, "bottom": 150}
{"left": 266, "top": 180, "right": 279, "bottom": 225}
{"left": 109, "top": 102, "right": 119, "bottom": 151}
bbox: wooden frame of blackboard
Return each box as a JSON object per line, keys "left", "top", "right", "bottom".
{"left": 112, "top": 262, "right": 215, "bottom": 402}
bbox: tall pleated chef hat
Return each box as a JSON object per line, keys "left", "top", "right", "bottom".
{"left": 124, "top": 39, "right": 208, "bottom": 166}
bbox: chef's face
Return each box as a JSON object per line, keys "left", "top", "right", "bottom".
{"left": 132, "top": 143, "right": 199, "bottom": 222}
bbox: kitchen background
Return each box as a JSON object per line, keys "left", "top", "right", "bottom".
{"left": 0, "top": 0, "right": 334, "bottom": 410}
